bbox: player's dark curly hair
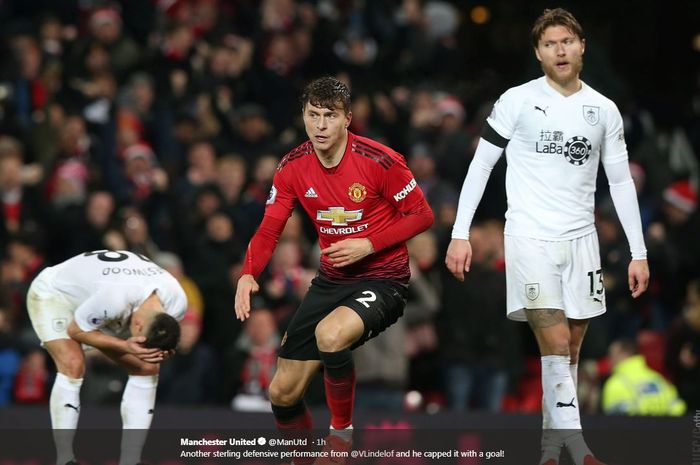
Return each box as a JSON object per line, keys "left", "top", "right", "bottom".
{"left": 531, "top": 8, "right": 584, "bottom": 48}
{"left": 143, "top": 313, "right": 181, "bottom": 351}
{"left": 300, "top": 77, "right": 351, "bottom": 114}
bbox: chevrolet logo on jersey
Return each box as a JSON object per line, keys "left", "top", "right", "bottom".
{"left": 317, "top": 207, "right": 363, "bottom": 226}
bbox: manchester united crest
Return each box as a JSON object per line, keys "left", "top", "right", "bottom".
{"left": 348, "top": 182, "right": 367, "bottom": 203}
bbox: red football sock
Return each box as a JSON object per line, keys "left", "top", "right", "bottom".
{"left": 320, "top": 349, "right": 355, "bottom": 429}
{"left": 271, "top": 401, "right": 314, "bottom": 465}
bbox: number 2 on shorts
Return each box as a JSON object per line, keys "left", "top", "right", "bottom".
{"left": 355, "top": 290, "right": 377, "bottom": 308}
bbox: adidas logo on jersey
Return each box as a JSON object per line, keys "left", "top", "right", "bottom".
{"left": 305, "top": 187, "right": 318, "bottom": 198}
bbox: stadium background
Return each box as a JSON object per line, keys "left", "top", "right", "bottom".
{"left": 0, "top": 0, "right": 698, "bottom": 446}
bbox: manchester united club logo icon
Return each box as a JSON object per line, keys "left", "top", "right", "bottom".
{"left": 526, "top": 283, "right": 540, "bottom": 301}
{"left": 348, "top": 182, "right": 367, "bottom": 203}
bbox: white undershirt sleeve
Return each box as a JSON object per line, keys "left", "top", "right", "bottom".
{"left": 451, "top": 138, "right": 504, "bottom": 239}
{"left": 603, "top": 159, "right": 647, "bottom": 260}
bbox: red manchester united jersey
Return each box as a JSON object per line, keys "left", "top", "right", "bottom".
{"left": 265, "top": 132, "right": 427, "bottom": 283}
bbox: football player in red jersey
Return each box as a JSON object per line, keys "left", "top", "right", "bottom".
{"left": 235, "top": 77, "right": 433, "bottom": 463}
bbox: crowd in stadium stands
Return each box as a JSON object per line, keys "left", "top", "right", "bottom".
{"left": 0, "top": 0, "right": 698, "bottom": 415}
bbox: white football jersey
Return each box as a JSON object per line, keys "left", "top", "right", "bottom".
{"left": 487, "top": 76, "right": 628, "bottom": 240}
{"left": 45, "top": 250, "right": 187, "bottom": 337}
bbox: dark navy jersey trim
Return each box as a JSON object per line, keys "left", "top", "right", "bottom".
{"left": 481, "top": 123, "right": 510, "bottom": 149}
{"left": 352, "top": 142, "right": 394, "bottom": 169}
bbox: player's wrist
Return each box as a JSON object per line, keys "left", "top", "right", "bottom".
{"left": 365, "top": 238, "right": 375, "bottom": 254}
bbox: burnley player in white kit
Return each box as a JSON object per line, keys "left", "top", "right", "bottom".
{"left": 445, "top": 8, "right": 649, "bottom": 465}
{"left": 27, "top": 250, "right": 187, "bottom": 465}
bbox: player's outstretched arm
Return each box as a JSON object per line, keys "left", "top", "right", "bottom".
{"left": 445, "top": 239, "right": 472, "bottom": 282}
{"left": 628, "top": 259, "right": 649, "bottom": 299}
{"left": 235, "top": 274, "right": 260, "bottom": 321}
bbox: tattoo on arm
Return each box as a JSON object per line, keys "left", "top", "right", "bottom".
{"left": 526, "top": 308, "right": 566, "bottom": 330}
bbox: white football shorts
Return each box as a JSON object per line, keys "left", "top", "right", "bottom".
{"left": 26, "top": 266, "right": 75, "bottom": 343}
{"left": 504, "top": 231, "right": 606, "bottom": 322}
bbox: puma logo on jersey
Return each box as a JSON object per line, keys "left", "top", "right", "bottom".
{"left": 593, "top": 297, "right": 603, "bottom": 303}
{"left": 534, "top": 105, "right": 548, "bottom": 116}
{"left": 304, "top": 187, "right": 318, "bottom": 198}
{"left": 64, "top": 403, "right": 80, "bottom": 412}
{"left": 556, "top": 398, "right": 576, "bottom": 408}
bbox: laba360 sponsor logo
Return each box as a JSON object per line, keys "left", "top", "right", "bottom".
{"left": 535, "top": 136, "right": 592, "bottom": 166}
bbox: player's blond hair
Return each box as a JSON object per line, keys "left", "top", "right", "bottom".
{"left": 531, "top": 8, "right": 584, "bottom": 48}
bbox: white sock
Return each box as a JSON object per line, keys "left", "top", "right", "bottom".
{"left": 50, "top": 373, "right": 83, "bottom": 465}
{"left": 541, "top": 355, "right": 581, "bottom": 429}
{"left": 542, "top": 356, "right": 592, "bottom": 465}
{"left": 119, "top": 375, "right": 158, "bottom": 465}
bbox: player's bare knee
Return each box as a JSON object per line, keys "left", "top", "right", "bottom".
{"left": 547, "top": 340, "right": 570, "bottom": 356}
{"left": 269, "top": 378, "right": 302, "bottom": 406}
{"left": 538, "top": 334, "right": 570, "bottom": 356}
{"left": 58, "top": 355, "right": 85, "bottom": 379}
{"left": 314, "top": 321, "right": 346, "bottom": 352}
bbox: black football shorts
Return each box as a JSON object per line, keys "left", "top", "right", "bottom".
{"left": 278, "top": 275, "right": 408, "bottom": 360}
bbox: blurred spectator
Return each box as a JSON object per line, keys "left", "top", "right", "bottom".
{"left": 0, "top": 309, "right": 24, "bottom": 406}
{"left": 8, "top": 36, "right": 46, "bottom": 132}
{"left": 432, "top": 95, "right": 473, "bottom": 189}
{"left": 12, "top": 350, "right": 48, "bottom": 404}
{"left": 602, "top": 338, "right": 686, "bottom": 416}
{"left": 261, "top": 238, "right": 314, "bottom": 319}
{"left": 158, "top": 309, "right": 218, "bottom": 404}
{"left": 223, "top": 105, "right": 278, "bottom": 163}
{"left": 215, "top": 154, "right": 261, "bottom": 242}
{"left": 1, "top": 233, "right": 46, "bottom": 339}
{"left": 647, "top": 180, "right": 700, "bottom": 327}
{"left": 592, "top": 205, "right": 644, "bottom": 351}
{"left": 119, "top": 142, "right": 169, "bottom": 208}
{"left": 408, "top": 143, "right": 457, "bottom": 215}
{"left": 665, "top": 279, "right": 700, "bottom": 409}
{"left": 227, "top": 307, "right": 280, "bottom": 412}
{"left": 119, "top": 206, "right": 161, "bottom": 258}
{"left": 176, "top": 140, "right": 219, "bottom": 206}
{"left": 69, "top": 6, "right": 142, "bottom": 80}
{"left": 154, "top": 251, "right": 204, "bottom": 319}
{"left": 354, "top": 230, "right": 441, "bottom": 411}
{"left": 437, "top": 223, "right": 521, "bottom": 411}
{"left": 45, "top": 159, "right": 89, "bottom": 262}
{"left": 0, "top": 141, "right": 45, "bottom": 242}
{"left": 404, "top": 230, "right": 442, "bottom": 406}
{"left": 409, "top": 142, "right": 458, "bottom": 239}
{"left": 74, "top": 190, "right": 118, "bottom": 253}
{"left": 189, "top": 211, "right": 243, "bottom": 352}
